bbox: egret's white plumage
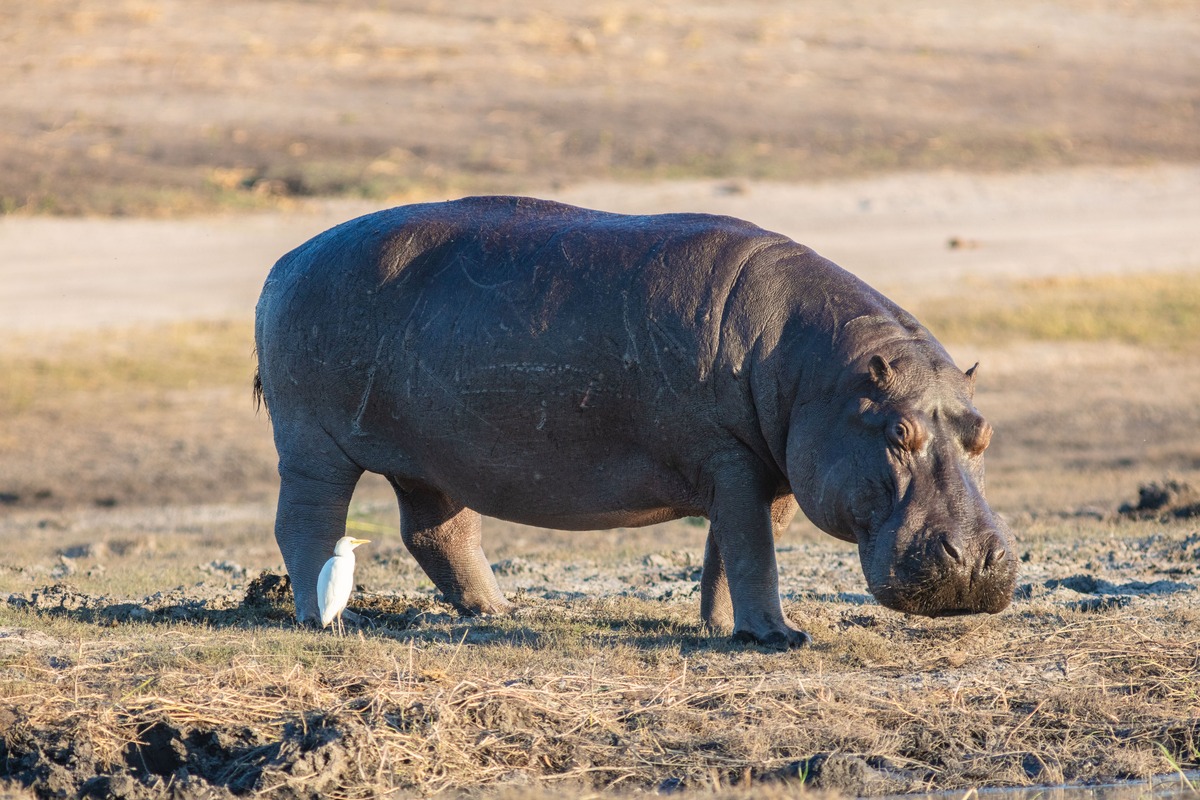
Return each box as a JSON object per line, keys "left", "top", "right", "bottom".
{"left": 317, "top": 536, "right": 370, "bottom": 635}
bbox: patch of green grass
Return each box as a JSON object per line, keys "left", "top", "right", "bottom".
{"left": 920, "top": 272, "right": 1200, "bottom": 349}
{"left": 0, "top": 319, "right": 254, "bottom": 413}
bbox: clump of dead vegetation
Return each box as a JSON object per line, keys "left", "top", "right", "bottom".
{"left": 1120, "top": 480, "right": 1200, "bottom": 522}
{"left": 3, "top": 565, "right": 1199, "bottom": 799}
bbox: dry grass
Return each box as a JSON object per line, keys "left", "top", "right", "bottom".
{"left": 3, "top": 561, "right": 1199, "bottom": 798}
{"left": 4, "top": 1, "right": 1198, "bottom": 216}
{"left": 0, "top": 319, "right": 254, "bottom": 416}
{"left": 918, "top": 273, "right": 1200, "bottom": 351}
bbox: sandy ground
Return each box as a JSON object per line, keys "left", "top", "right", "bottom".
{"left": 3, "top": 164, "right": 1199, "bottom": 331}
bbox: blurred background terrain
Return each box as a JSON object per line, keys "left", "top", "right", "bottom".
{"left": 2, "top": 0, "right": 1197, "bottom": 215}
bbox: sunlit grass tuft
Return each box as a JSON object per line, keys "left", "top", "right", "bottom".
{"left": 919, "top": 272, "right": 1200, "bottom": 349}
{"left": 0, "top": 319, "right": 254, "bottom": 413}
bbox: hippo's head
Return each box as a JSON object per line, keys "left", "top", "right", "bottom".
{"left": 790, "top": 347, "right": 1017, "bottom": 617}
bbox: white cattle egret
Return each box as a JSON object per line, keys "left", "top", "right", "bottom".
{"left": 317, "top": 536, "right": 370, "bottom": 635}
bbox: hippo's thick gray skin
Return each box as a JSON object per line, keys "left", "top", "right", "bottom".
{"left": 254, "top": 196, "right": 1016, "bottom": 647}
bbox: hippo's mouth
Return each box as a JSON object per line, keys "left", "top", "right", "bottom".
{"left": 862, "top": 551, "right": 1016, "bottom": 617}
{"left": 925, "top": 607, "right": 978, "bottom": 618}
{"left": 872, "top": 589, "right": 1011, "bottom": 618}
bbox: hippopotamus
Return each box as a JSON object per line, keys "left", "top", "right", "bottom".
{"left": 254, "top": 195, "right": 1017, "bottom": 647}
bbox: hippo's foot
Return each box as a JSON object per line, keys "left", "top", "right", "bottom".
{"left": 731, "top": 621, "right": 812, "bottom": 650}
{"left": 447, "top": 595, "right": 516, "bottom": 617}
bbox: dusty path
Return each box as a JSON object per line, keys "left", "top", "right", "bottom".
{"left": 2, "top": 165, "right": 1198, "bottom": 332}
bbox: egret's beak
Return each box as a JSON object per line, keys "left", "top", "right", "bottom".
{"left": 350, "top": 538, "right": 371, "bottom": 547}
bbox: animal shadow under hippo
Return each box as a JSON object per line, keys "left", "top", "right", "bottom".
{"left": 253, "top": 196, "right": 1017, "bottom": 647}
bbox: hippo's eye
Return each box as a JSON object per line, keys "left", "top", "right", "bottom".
{"left": 886, "top": 417, "right": 926, "bottom": 452}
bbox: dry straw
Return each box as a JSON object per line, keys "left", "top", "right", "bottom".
{"left": 3, "top": 590, "right": 1198, "bottom": 797}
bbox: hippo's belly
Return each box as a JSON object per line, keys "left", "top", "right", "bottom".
{"left": 338, "top": 358, "right": 709, "bottom": 526}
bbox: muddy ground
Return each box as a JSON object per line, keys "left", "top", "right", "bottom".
{"left": 2, "top": 1, "right": 1200, "bottom": 798}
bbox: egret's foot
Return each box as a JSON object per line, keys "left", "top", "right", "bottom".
{"left": 342, "top": 608, "right": 366, "bottom": 625}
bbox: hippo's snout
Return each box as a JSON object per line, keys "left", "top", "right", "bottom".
{"left": 936, "top": 531, "right": 1009, "bottom": 573}
{"left": 869, "top": 522, "right": 1018, "bottom": 618}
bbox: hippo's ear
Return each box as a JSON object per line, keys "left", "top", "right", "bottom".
{"left": 964, "top": 362, "right": 980, "bottom": 398}
{"left": 868, "top": 355, "right": 895, "bottom": 389}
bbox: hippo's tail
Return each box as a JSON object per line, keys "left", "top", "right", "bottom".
{"left": 252, "top": 351, "right": 269, "bottom": 417}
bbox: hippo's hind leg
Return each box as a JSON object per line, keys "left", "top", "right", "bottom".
{"left": 705, "top": 468, "right": 809, "bottom": 649}
{"left": 702, "top": 493, "right": 799, "bottom": 634}
{"left": 390, "top": 480, "right": 513, "bottom": 616}
{"left": 275, "top": 446, "right": 364, "bottom": 625}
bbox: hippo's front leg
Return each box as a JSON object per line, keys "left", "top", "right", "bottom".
{"left": 391, "top": 481, "right": 514, "bottom": 615}
{"left": 706, "top": 470, "right": 810, "bottom": 648}
{"left": 700, "top": 532, "right": 733, "bottom": 632}
{"left": 701, "top": 493, "right": 800, "bottom": 635}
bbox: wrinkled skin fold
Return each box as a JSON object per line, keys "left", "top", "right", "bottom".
{"left": 254, "top": 196, "right": 1018, "bottom": 647}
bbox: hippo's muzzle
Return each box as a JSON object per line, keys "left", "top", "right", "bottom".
{"left": 864, "top": 515, "right": 1018, "bottom": 618}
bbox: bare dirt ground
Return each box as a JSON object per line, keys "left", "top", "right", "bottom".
{"left": 2, "top": 1, "right": 1199, "bottom": 798}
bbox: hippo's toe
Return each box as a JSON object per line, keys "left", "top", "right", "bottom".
{"left": 732, "top": 625, "right": 812, "bottom": 650}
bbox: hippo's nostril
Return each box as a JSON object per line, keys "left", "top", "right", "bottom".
{"left": 983, "top": 545, "right": 1007, "bottom": 570}
{"left": 939, "top": 536, "right": 963, "bottom": 564}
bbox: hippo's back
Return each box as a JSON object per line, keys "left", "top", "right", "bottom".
{"left": 258, "top": 195, "right": 783, "bottom": 322}
{"left": 255, "top": 195, "right": 798, "bottom": 411}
